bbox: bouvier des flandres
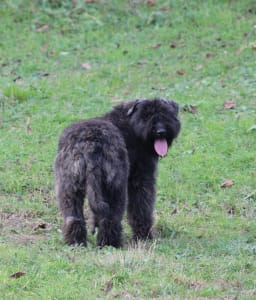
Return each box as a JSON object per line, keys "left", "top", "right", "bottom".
{"left": 55, "top": 98, "right": 180, "bottom": 248}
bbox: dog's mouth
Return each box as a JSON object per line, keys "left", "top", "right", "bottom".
{"left": 154, "top": 138, "right": 168, "bottom": 157}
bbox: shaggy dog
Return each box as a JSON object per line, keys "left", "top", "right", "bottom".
{"left": 55, "top": 98, "right": 180, "bottom": 247}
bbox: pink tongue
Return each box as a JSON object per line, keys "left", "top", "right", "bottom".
{"left": 154, "top": 139, "right": 168, "bottom": 157}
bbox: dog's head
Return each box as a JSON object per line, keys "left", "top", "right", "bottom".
{"left": 126, "top": 98, "right": 181, "bottom": 157}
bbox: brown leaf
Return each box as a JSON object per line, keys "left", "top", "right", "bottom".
{"left": 235, "top": 48, "right": 243, "bottom": 55}
{"left": 227, "top": 206, "right": 235, "bottom": 215}
{"left": 220, "top": 179, "right": 234, "bottom": 188}
{"left": 13, "top": 76, "right": 22, "bottom": 82}
{"left": 110, "top": 97, "right": 123, "bottom": 103}
{"left": 171, "top": 208, "right": 177, "bottom": 215}
{"left": 176, "top": 69, "right": 185, "bottom": 76}
{"left": 152, "top": 43, "right": 161, "bottom": 49}
{"left": 170, "top": 42, "right": 177, "bottom": 48}
{"left": 103, "top": 280, "right": 113, "bottom": 294}
{"left": 251, "top": 44, "right": 256, "bottom": 50}
{"left": 161, "top": 5, "right": 169, "bottom": 11}
{"left": 194, "top": 64, "right": 203, "bottom": 71}
{"left": 205, "top": 52, "right": 215, "bottom": 59}
{"left": 10, "top": 271, "right": 26, "bottom": 279}
{"left": 33, "top": 223, "right": 47, "bottom": 231}
{"left": 36, "top": 25, "right": 49, "bottom": 32}
{"left": 81, "top": 62, "right": 92, "bottom": 70}
{"left": 182, "top": 104, "right": 197, "bottom": 114}
{"left": 146, "top": 0, "right": 155, "bottom": 6}
{"left": 224, "top": 100, "right": 236, "bottom": 109}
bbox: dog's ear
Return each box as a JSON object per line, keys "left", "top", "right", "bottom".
{"left": 163, "top": 99, "right": 179, "bottom": 116}
{"left": 171, "top": 101, "right": 179, "bottom": 116}
{"left": 127, "top": 99, "right": 143, "bottom": 116}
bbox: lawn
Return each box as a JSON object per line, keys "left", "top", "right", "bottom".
{"left": 0, "top": 0, "right": 256, "bottom": 299}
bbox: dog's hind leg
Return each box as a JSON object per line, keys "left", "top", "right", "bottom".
{"left": 87, "top": 169, "right": 127, "bottom": 248}
{"left": 55, "top": 153, "right": 87, "bottom": 246}
{"left": 86, "top": 145, "right": 128, "bottom": 248}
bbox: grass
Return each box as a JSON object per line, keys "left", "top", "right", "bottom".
{"left": 0, "top": 0, "right": 256, "bottom": 299}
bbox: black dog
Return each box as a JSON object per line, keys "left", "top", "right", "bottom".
{"left": 55, "top": 98, "right": 180, "bottom": 247}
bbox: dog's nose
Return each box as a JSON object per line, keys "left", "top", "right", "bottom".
{"left": 155, "top": 128, "right": 166, "bottom": 137}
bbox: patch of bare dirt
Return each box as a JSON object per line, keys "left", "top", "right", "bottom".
{"left": 0, "top": 211, "right": 53, "bottom": 244}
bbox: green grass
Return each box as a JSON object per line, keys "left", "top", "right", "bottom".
{"left": 0, "top": 0, "right": 256, "bottom": 299}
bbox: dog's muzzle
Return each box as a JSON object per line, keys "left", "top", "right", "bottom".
{"left": 155, "top": 127, "right": 167, "bottom": 138}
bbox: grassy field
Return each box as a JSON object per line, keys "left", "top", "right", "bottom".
{"left": 0, "top": 0, "right": 256, "bottom": 299}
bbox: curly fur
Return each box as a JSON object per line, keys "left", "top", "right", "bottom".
{"left": 55, "top": 98, "right": 180, "bottom": 247}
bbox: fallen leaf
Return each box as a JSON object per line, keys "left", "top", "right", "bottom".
{"left": 33, "top": 223, "right": 47, "bottom": 231}
{"left": 235, "top": 48, "right": 243, "bottom": 55}
{"left": 152, "top": 43, "right": 161, "bottom": 49}
{"left": 194, "top": 64, "right": 203, "bottom": 71}
{"left": 13, "top": 76, "right": 22, "bottom": 82}
{"left": 146, "top": 0, "right": 155, "bottom": 6}
{"left": 171, "top": 208, "right": 177, "bottom": 215}
{"left": 176, "top": 69, "right": 185, "bottom": 76}
{"left": 10, "top": 271, "right": 26, "bottom": 279}
{"left": 81, "top": 62, "right": 91, "bottom": 70}
{"left": 220, "top": 179, "right": 234, "bottom": 188}
{"left": 161, "top": 5, "right": 169, "bottom": 11}
{"left": 251, "top": 44, "right": 256, "bottom": 50}
{"left": 102, "top": 280, "right": 113, "bottom": 294}
{"left": 205, "top": 52, "right": 215, "bottom": 59}
{"left": 227, "top": 206, "right": 235, "bottom": 215}
{"left": 224, "top": 100, "right": 236, "bottom": 109}
{"left": 182, "top": 104, "right": 197, "bottom": 114}
{"left": 110, "top": 97, "right": 123, "bottom": 103}
{"left": 170, "top": 42, "right": 177, "bottom": 48}
{"left": 36, "top": 24, "right": 49, "bottom": 32}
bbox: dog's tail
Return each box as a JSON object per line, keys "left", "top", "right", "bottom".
{"left": 86, "top": 166, "right": 110, "bottom": 218}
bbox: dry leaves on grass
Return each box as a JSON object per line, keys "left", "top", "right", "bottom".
{"left": 220, "top": 179, "right": 234, "bottom": 188}
{"left": 81, "top": 62, "right": 92, "bottom": 70}
{"left": 146, "top": 0, "right": 155, "bottom": 6}
{"left": 176, "top": 69, "right": 185, "bottom": 76}
{"left": 85, "top": 0, "right": 100, "bottom": 3}
{"left": 182, "top": 104, "right": 198, "bottom": 114}
{"left": 224, "top": 100, "right": 236, "bottom": 109}
{"left": 10, "top": 271, "right": 26, "bottom": 279}
{"left": 205, "top": 52, "right": 215, "bottom": 59}
{"left": 152, "top": 43, "right": 161, "bottom": 49}
{"left": 33, "top": 223, "right": 47, "bottom": 231}
{"left": 35, "top": 25, "right": 49, "bottom": 32}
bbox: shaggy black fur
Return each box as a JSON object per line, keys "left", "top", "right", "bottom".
{"left": 55, "top": 98, "right": 180, "bottom": 247}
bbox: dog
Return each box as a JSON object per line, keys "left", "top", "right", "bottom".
{"left": 55, "top": 98, "right": 180, "bottom": 247}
